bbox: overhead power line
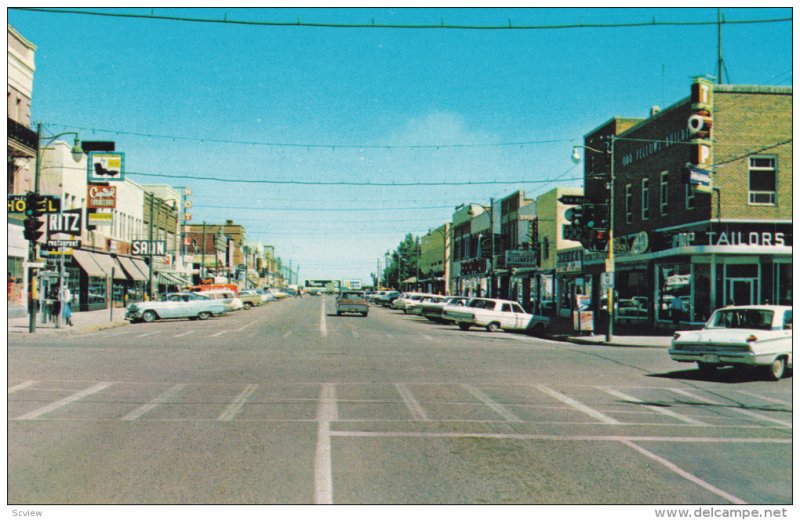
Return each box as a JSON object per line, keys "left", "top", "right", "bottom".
{"left": 45, "top": 122, "right": 575, "bottom": 151}
{"left": 10, "top": 8, "right": 792, "bottom": 31}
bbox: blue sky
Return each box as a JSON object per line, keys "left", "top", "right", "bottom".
{"left": 8, "top": 7, "right": 793, "bottom": 283}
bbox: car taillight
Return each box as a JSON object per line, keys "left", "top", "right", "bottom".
{"left": 746, "top": 335, "right": 758, "bottom": 343}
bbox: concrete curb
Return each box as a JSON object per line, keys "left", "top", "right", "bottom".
{"left": 548, "top": 334, "right": 671, "bottom": 349}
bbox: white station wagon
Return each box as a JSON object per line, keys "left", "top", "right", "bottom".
{"left": 444, "top": 297, "right": 550, "bottom": 336}
{"left": 669, "top": 305, "right": 793, "bottom": 380}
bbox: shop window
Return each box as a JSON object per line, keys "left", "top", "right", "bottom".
{"left": 616, "top": 269, "right": 649, "bottom": 321}
{"left": 88, "top": 277, "right": 108, "bottom": 306}
{"left": 748, "top": 156, "right": 776, "bottom": 205}
{"left": 641, "top": 178, "right": 650, "bottom": 220}
{"left": 659, "top": 171, "right": 669, "bottom": 215}
{"left": 625, "top": 184, "right": 632, "bottom": 224}
{"left": 658, "top": 264, "right": 691, "bottom": 322}
{"left": 685, "top": 184, "right": 695, "bottom": 210}
{"left": 693, "top": 264, "right": 711, "bottom": 322}
{"left": 777, "top": 264, "right": 792, "bottom": 305}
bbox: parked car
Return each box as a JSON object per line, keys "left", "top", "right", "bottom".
{"left": 238, "top": 290, "right": 265, "bottom": 309}
{"left": 377, "top": 291, "right": 400, "bottom": 307}
{"left": 268, "top": 288, "right": 289, "bottom": 300}
{"left": 126, "top": 292, "right": 227, "bottom": 323}
{"left": 444, "top": 297, "right": 550, "bottom": 336}
{"left": 669, "top": 305, "right": 792, "bottom": 380}
{"left": 252, "top": 288, "right": 275, "bottom": 303}
{"left": 422, "top": 296, "right": 470, "bottom": 323}
{"left": 336, "top": 290, "right": 369, "bottom": 317}
{"left": 201, "top": 290, "right": 244, "bottom": 312}
{"left": 393, "top": 293, "right": 434, "bottom": 312}
{"left": 408, "top": 295, "right": 446, "bottom": 316}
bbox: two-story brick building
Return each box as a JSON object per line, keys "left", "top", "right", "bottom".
{"left": 582, "top": 80, "right": 791, "bottom": 330}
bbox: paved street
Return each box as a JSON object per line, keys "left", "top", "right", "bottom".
{"left": 8, "top": 296, "right": 791, "bottom": 505}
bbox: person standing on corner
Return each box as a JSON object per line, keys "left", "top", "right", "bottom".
{"left": 62, "top": 285, "right": 73, "bottom": 327}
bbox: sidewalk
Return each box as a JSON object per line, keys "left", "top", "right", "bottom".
{"left": 545, "top": 315, "right": 672, "bottom": 349}
{"left": 8, "top": 307, "right": 129, "bottom": 337}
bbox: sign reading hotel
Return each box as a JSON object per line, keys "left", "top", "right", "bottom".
{"left": 87, "top": 184, "right": 117, "bottom": 209}
{"left": 87, "top": 151, "right": 125, "bottom": 183}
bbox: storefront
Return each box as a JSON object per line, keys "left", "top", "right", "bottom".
{"left": 69, "top": 250, "right": 149, "bottom": 310}
{"left": 455, "top": 258, "right": 489, "bottom": 297}
{"left": 556, "top": 249, "right": 592, "bottom": 319}
{"left": 600, "top": 221, "right": 792, "bottom": 329}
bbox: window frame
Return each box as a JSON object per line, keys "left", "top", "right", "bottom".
{"left": 685, "top": 183, "right": 695, "bottom": 210}
{"left": 659, "top": 171, "right": 669, "bottom": 216}
{"left": 748, "top": 155, "right": 777, "bottom": 206}
{"left": 641, "top": 178, "right": 650, "bottom": 220}
{"left": 625, "top": 183, "right": 633, "bottom": 224}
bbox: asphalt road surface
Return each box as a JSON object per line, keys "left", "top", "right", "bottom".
{"left": 7, "top": 296, "right": 792, "bottom": 505}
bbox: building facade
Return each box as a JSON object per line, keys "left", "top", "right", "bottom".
{"left": 583, "top": 80, "right": 792, "bottom": 330}
{"left": 419, "top": 223, "right": 451, "bottom": 294}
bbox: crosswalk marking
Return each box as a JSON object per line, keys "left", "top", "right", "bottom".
{"left": 121, "top": 384, "right": 187, "bottom": 421}
{"left": 283, "top": 330, "right": 294, "bottom": 338}
{"left": 136, "top": 331, "right": 160, "bottom": 338}
{"left": 17, "top": 382, "right": 114, "bottom": 420}
{"left": 395, "top": 383, "right": 429, "bottom": 421}
{"left": 668, "top": 388, "right": 791, "bottom": 428}
{"left": 537, "top": 384, "right": 622, "bottom": 425}
{"left": 175, "top": 330, "right": 196, "bottom": 338}
{"left": 218, "top": 384, "right": 259, "bottom": 421}
{"left": 461, "top": 384, "right": 522, "bottom": 423}
{"left": 8, "top": 380, "right": 37, "bottom": 394}
{"left": 210, "top": 330, "right": 229, "bottom": 338}
{"left": 735, "top": 390, "right": 791, "bottom": 407}
{"left": 602, "top": 387, "right": 707, "bottom": 426}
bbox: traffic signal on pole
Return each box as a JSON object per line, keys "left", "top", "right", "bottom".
{"left": 593, "top": 229, "right": 610, "bottom": 252}
{"left": 24, "top": 192, "right": 41, "bottom": 219}
{"left": 23, "top": 217, "right": 45, "bottom": 242}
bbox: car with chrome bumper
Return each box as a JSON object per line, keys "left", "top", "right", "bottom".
{"left": 669, "top": 305, "right": 792, "bottom": 380}
{"left": 445, "top": 297, "right": 549, "bottom": 336}
{"left": 126, "top": 292, "right": 227, "bottom": 323}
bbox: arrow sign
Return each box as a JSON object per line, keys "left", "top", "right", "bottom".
{"left": 558, "top": 195, "right": 593, "bottom": 205}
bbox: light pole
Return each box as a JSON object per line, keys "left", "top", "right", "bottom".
{"left": 30, "top": 125, "right": 83, "bottom": 333}
{"left": 572, "top": 136, "right": 616, "bottom": 342}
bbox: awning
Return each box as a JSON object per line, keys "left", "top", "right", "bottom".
{"left": 72, "top": 250, "right": 106, "bottom": 278}
{"left": 90, "top": 252, "right": 128, "bottom": 280}
{"left": 158, "top": 271, "right": 189, "bottom": 287}
{"left": 132, "top": 258, "right": 150, "bottom": 279}
{"left": 118, "top": 256, "right": 147, "bottom": 282}
{"left": 401, "top": 276, "right": 417, "bottom": 284}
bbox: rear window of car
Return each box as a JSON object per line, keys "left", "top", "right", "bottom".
{"left": 340, "top": 292, "right": 364, "bottom": 299}
{"left": 709, "top": 309, "right": 774, "bottom": 330}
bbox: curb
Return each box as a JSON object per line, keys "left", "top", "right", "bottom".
{"left": 550, "top": 335, "right": 670, "bottom": 349}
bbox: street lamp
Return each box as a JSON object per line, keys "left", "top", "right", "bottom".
{"left": 571, "top": 136, "right": 616, "bottom": 343}
{"left": 29, "top": 125, "right": 84, "bottom": 333}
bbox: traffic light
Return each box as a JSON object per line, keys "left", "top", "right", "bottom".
{"left": 24, "top": 192, "right": 42, "bottom": 219}
{"left": 23, "top": 217, "right": 45, "bottom": 242}
{"left": 593, "top": 229, "right": 610, "bottom": 252}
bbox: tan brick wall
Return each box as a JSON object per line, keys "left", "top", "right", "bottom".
{"left": 713, "top": 89, "right": 792, "bottom": 220}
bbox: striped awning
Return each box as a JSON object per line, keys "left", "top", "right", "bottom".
{"left": 72, "top": 250, "right": 106, "bottom": 278}
{"left": 118, "top": 256, "right": 147, "bottom": 282}
{"left": 158, "top": 271, "right": 189, "bottom": 287}
{"left": 90, "top": 252, "right": 128, "bottom": 280}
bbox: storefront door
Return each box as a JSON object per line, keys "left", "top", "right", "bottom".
{"left": 728, "top": 278, "right": 756, "bottom": 306}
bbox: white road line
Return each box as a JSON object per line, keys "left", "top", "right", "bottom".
{"left": 210, "top": 330, "right": 229, "bottom": 338}
{"left": 620, "top": 440, "right": 747, "bottom": 504}
{"left": 136, "top": 331, "right": 160, "bottom": 338}
{"left": 461, "top": 384, "right": 522, "bottom": 423}
{"left": 395, "top": 384, "right": 429, "bottom": 421}
{"left": 602, "top": 387, "right": 706, "bottom": 426}
{"left": 283, "top": 330, "right": 294, "bottom": 338}
{"left": 320, "top": 302, "right": 328, "bottom": 338}
{"left": 121, "top": 384, "right": 187, "bottom": 421}
{"left": 8, "top": 380, "right": 37, "bottom": 394}
{"left": 735, "top": 390, "right": 791, "bottom": 407}
{"left": 16, "top": 382, "right": 114, "bottom": 420}
{"left": 330, "top": 431, "right": 791, "bottom": 445}
{"left": 218, "top": 384, "right": 259, "bottom": 421}
{"left": 105, "top": 331, "right": 132, "bottom": 337}
{"left": 669, "top": 388, "right": 791, "bottom": 428}
{"left": 315, "top": 383, "right": 337, "bottom": 504}
{"left": 174, "top": 330, "right": 196, "bottom": 338}
{"left": 351, "top": 329, "right": 359, "bottom": 338}
{"left": 236, "top": 320, "right": 258, "bottom": 332}
{"left": 537, "top": 384, "right": 622, "bottom": 425}
{"left": 422, "top": 334, "right": 433, "bottom": 341}
{"left": 386, "top": 333, "right": 393, "bottom": 339}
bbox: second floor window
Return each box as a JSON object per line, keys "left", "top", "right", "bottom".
{"left": 660, "top": 171, "right": 669, "bottom": 215}
{"left": 685, "top": 183, "right": 695, "bottom": 210}
{"left": 642, "top": 178, "right": 650, "bottom": 220}
{"left": 625, "top": 184, "right": 633, "bottom": 224}
{"left": 749, "top": 156, "right": 777, "bottom": 205}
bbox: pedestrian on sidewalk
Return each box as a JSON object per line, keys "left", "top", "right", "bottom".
{"left": 61, "top": 285, "right": 74, "bottom": 327}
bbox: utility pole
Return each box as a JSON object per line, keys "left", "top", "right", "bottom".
{"left": 489, "top": 197, "right": 495, "bottom": 298}
{"left": 147, "top": 192, "right": 154, "bottom": 299}
{"left": 201, "top": 221, "right": 206, "bottom": 282}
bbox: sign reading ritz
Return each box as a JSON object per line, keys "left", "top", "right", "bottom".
{"left": 131, "top": 240, "right": 167, "bottom": 256}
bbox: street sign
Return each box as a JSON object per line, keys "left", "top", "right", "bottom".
{"left": 558, "top": 195, "right": 592, "bottom": 205}
{"left": 505, "top": 250, "right": 537, "bottom": 267}
{"left": 605, "top": 259, "right": 615, "bottom": 272}
{"left": 601, "top": 272, "right": 615, "bottom": 290}
{"left": 23, "top": 261, "right": 46, "bottom": 268}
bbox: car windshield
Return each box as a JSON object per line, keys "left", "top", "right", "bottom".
{"left": 708, "top": 309, "right": 774, "bottom": 330}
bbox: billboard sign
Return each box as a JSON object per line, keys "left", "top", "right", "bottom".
{"left": 87, "top": 184, "right": 117, "bottom": 209}
{"left": 87, "top": 152, "right": 125, "bottom": 182}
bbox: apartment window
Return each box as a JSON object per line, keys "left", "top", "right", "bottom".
{"left": 749, "top": 156, "right": 777, "bottom": 205}
{"left": 641, "top": 178, "right": 650, "bottom": 220}
{"left": 625, "top": 184, "right": 633, "bottom": 224}
{"left": 685, "top": 184, "right": 695, "bottom": 210}
{"left": 659, "top": 171, "right": 669, "bottom": 215}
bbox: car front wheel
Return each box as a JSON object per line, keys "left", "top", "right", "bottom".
{"left": 458, "top": 323, "right": 471, "bottom": 331}
{"left": 486, "top": 322, "right": 499, "bottom": 333}
{"left": 765, "top": 357, "right": 786, "bottom": 381}
{"left": 198, "top": 311, "right": 211, "bottom": 320}
{"left": 142, "top": 310, "right": 157, "bottom": 323}
{"left": 243, "top": 302, "right": 253, "bottom": 310}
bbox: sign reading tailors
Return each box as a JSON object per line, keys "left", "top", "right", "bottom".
{"left": 87, "top": 184, "right": 117, "bottom": 209}
{"left": 132, "top": 240, "right": 167, "bottom": 256}
{"left": 87, "top": 152, "right": 125, "bottom": 182}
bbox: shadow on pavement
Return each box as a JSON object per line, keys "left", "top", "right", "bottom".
{"left": 647, "top": 366, "right": 792, "bottom": 384}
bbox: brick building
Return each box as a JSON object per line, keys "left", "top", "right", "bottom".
{"left": 582, "top": 79, "right": 791, "bottom": 330}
